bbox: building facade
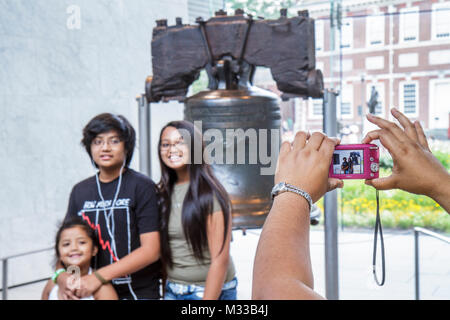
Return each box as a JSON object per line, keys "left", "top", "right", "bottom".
{"left": 297, "top": 0, "right": 450, "bottom": 140}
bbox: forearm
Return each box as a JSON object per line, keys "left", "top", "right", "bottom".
{"left": 203, "top": 260, "right": 229, "bottom": 300}
{"left": 432, "top": 192, "right": 450, "bottom": 214}
{"left": 97, "top": 246, "right": 159, "bottom": 281}
{"left": 93, "top": 283, "right": 119, "bottom": 300}
{"left": 429, "top": 173, "right": 450, "bottom": 213}
{"left": 253, "top": 192, "right": 317, "bottom": 299}
{"left": 41, "top": 279, "right": 54, "bottom": 300}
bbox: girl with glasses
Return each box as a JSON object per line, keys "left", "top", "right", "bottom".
{"left": 157, "top": 120, "right": 237, "bottom": 300}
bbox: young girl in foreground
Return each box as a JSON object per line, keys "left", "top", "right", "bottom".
{"left": 42, "top": 219, "right": 118, "bottom": 300}
{"left": 157, "top": 120, "right": 237, "bottom": 300}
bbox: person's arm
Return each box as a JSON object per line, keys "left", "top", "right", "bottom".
{"left": 41, "top": 279, "right": 55, "bottom": 300}
{"left": 75, "top": 231, "right": 160, "bottom": 297}
{"left": 93, "top": 282, "right": 119, "bottom": 300}
{"left": 363, "top": 108, "right": 450, "bottom": 212}
{"left": 252, "top": 131, "right": 343, "bottom": 300}
{"left": 203, "top": 210, "right": 232, "bottom": 300}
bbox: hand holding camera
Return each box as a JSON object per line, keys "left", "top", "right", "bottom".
{"left": 362, "top": 108, "right": 450, "bottom": 211}
{"left": 275, "top": 131, "right": 343, "bottom": 204}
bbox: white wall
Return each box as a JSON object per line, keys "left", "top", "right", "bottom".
{"left": 0, "top": 0, "right": 187, "bottom": 288}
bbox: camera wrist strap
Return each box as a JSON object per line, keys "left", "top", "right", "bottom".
{"left": 372, "top": 189, "right": 386, "bottom": 286}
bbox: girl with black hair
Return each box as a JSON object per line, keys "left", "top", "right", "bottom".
{"left": 56, "top": 113, "right": 161, "bottom": 300}
{"left": 157, "top": 120, "right": 237, "bottom": 300}
{"left": 41, "top": 218, "right": 118, "bottom": 300}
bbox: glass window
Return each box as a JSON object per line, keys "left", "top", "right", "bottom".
{"left": 308, "top": 98, "right": 323, "bottom": 119}
{"left": 400, "top": 82, "right": 418, "bottom": 116}
{"left": 315, "top": 19, "right": 324, "bottom": 51}
{"left": 366, "top": 14, "right": 385, "bottom": 46}
{"left": 340, "top": 85, "right": 353, "bottom": 118}
{"left": 340, "top": 19, "right": 353, "bottom": 49}
{"left": 429, "top": 79, "right": 450, "bottom": 129}
{"left": 341, "top": 101, "right": 351, "bottom": 115}
{"left": 432, "top": 3, "right": 450, "bottom": 39}
{"left": 313, "top": 99, "right": 323, "bottom": 116}
{"left": 399, "top": 7, "right": 419, "bottom": 42}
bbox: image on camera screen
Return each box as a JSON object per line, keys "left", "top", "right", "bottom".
{"left": 332, "top": 149, "right": 363, "bottom": 174}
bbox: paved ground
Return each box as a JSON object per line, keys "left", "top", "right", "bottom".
{"left": 5, "top": 227, "right": 450, "bottom": 300}
{"left": 231, "top": 227, "right": 450, "bottom": 300}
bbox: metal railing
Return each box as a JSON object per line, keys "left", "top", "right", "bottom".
{"left": 414, "top": 227, "right": 450, "bottom": 300}
{"left": 2, "top": 227, "right": 448, "bottom": 300}
{"left": 1, "top": 247, "right": 53, "bottom": 300}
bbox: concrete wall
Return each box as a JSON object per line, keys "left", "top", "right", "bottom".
{"left": 0, "top": 0, "right": 187, "bottom": 288}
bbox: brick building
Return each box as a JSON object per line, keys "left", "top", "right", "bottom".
{"left": 292, "top": 0, "right": 450, "bottom": 140}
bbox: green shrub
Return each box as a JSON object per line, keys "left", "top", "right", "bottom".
{"left": 432, "top": 150, "right": 450, "bottom": 170}
{"left": 315, "top": 148, "right": 449, "bottom": 234}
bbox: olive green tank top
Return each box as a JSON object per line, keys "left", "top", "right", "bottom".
{"left": 166, "top": 182, "right": 236, "bottom": 286}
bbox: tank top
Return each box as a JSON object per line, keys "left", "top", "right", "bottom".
{"left": 166, "top": 182, "right": 236, "bottom": 286}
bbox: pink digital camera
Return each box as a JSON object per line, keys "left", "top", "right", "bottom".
{"left": 329, "top": 144, "right": 379, "bottom": 180}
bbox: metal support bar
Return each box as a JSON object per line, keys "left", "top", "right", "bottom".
{"left": 1, "top": 246, "right": 53, "bottom": 300}
{"left": 323, "top": 89, "right": 339, "bottom": 300}
{"left": 414, "top": 229, "right": 420, "bottom": 300}
{"left": 2, "top": 259, "right": 7, "bottom": 300}
{"left": 137, "top": 94, "right": 151, "bottom": 178}
{"left": 414, "top": 227, "right": 450, "bottom": 300}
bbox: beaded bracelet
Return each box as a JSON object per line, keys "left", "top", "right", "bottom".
{"left": 51, "top": 268, "right": 66, "bottom": 284}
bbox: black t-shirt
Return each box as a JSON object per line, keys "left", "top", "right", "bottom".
{"left": 64, "top": 168, "right": 161, "bottom": 299}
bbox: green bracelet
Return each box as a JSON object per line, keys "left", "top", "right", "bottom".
{"left": 94, "top": 271, "right": 110, "bottom": 285}
{"left": 52, "top": 268, "right": 66, "bottom": 284}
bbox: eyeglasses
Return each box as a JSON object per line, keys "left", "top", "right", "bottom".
{"left": 160, "top": 140, "right": 187, "bottom": 151}
{"left": 91, "top": 137, "right": 123, "bottom": 148}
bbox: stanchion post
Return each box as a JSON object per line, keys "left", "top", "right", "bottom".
{"left": 2, "top": 259, "right": 8, "bottom": 300}
{"left": 136, "top": 94, "right": 151, "bottom": 178}
{"left": 414, "top": 229, "right": 420, "bottom": 300}
{"left": 323, "top": 89, "right": 339, "bottom": 300}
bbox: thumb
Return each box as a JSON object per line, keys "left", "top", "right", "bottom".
{"left": 365, "top": 176, "right": 396, "bottom": 190}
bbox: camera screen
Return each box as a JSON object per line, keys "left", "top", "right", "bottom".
{"left": 332, "top": 149, "right": 364, "bottom": 174}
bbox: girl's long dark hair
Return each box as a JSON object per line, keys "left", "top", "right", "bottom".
{"left": 157, "top": 121, "right": 231, "bottom": 268}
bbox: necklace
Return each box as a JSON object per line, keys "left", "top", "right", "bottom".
{"left": 173, "top": 183, "right": 188, "bottom": 209}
